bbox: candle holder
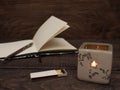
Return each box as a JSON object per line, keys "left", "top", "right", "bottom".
{"left": 77, "top": 42, "right": 113, "bottom": 84}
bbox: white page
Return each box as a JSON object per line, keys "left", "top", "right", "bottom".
{"left": 0, "top": 40, "right": 37, "bottom": 57}
{"left": 33, "top": 16, "right": 69, "bottom": 51}
{"left": 0, "top": 16, "right": 75, "bottom": 58}
{"left": 40, "top": 38, "right": 77, "bottom": 52}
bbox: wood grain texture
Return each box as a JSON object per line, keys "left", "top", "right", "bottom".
{"left": 0, "top": 39, "right": 120, "bottom": 90}
{"left": 0, "top": 1, "right": 120, "bottom": 89}
{"left": 0, "top": 0, "right": 120, "bottom": 41}
{"left": 0, "top": 69, "right": 119, "bottom": 90}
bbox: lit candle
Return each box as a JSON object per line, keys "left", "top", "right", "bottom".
{"left": 77, "top": 42, "right": 113, "bottom": 84}
{"left": 96, "top": 46, "right": 100, "bottom": 50}
{"left": 90, "top": 60, "right": 98, "bottom": 68}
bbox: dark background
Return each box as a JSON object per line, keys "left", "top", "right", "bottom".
{"left": 0, "top": 0, "right": 120, "bottom": 41}
{"left": 0, "top": 1, "right": 120, "bottom": 90}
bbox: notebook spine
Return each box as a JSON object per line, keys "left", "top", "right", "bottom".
{"left": 0, "top": 50, "right": 78, "bottom": 61}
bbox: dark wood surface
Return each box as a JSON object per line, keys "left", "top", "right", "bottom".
{"left": 0, "top": 39, "right": 120, "bottom": 90}
{"left": 0, "top": 0, "right": 120, "bottom": 90}
{"left": 0, "top": 0, "right": 120, "bottom": 41}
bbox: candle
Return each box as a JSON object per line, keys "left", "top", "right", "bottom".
{"left": 77, "top": 42, "right": 113, "bottom": 84}
{"left": 90, "top": 60, "right": 98, "bottom": 68}
{"left": 84, "top": 44, "right": 109, "bottom": 50}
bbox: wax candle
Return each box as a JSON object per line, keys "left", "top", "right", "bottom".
{"left": 77, "top": 42, "right": 113, "bottom": 84}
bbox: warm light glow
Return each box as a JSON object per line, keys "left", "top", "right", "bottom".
{"left": 90, "top": 60, "right": 98, "bottom": 68}
{"left": 84, "top": 44, "right": 109, "bottom": 50}
{"left": 96, "top": 46, "right": 100, "bottom": 49}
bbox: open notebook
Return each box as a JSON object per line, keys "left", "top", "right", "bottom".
{"left": 0, "top": 16, "right": 76, "bottom": 59}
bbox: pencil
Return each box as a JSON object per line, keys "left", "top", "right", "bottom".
{"left": 4, "top": 42, "right": 33, "bottom": 61}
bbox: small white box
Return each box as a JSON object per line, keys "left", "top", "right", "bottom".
{"left": 30, "top": 69, "right": 67, "bottom": 79}
{"left": 77, "top": 42, "right": 113, "bottom": 84}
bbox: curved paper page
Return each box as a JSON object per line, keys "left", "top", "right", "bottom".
{"left": 33, "top": 16, "right": 69, "bottom": 51}
{"left": 40, "top": 38, "right": 77, "bottom": 52}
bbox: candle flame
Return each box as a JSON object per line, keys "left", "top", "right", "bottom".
{"left": 90, "top": 60, "right": 98, "bottom": 68}
{"left": 96, "top": 46, "right": 100, "bottom": 49}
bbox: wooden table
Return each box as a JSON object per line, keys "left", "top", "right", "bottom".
{"left": 0, "top": 39, "right": 120, "bottom": 90}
